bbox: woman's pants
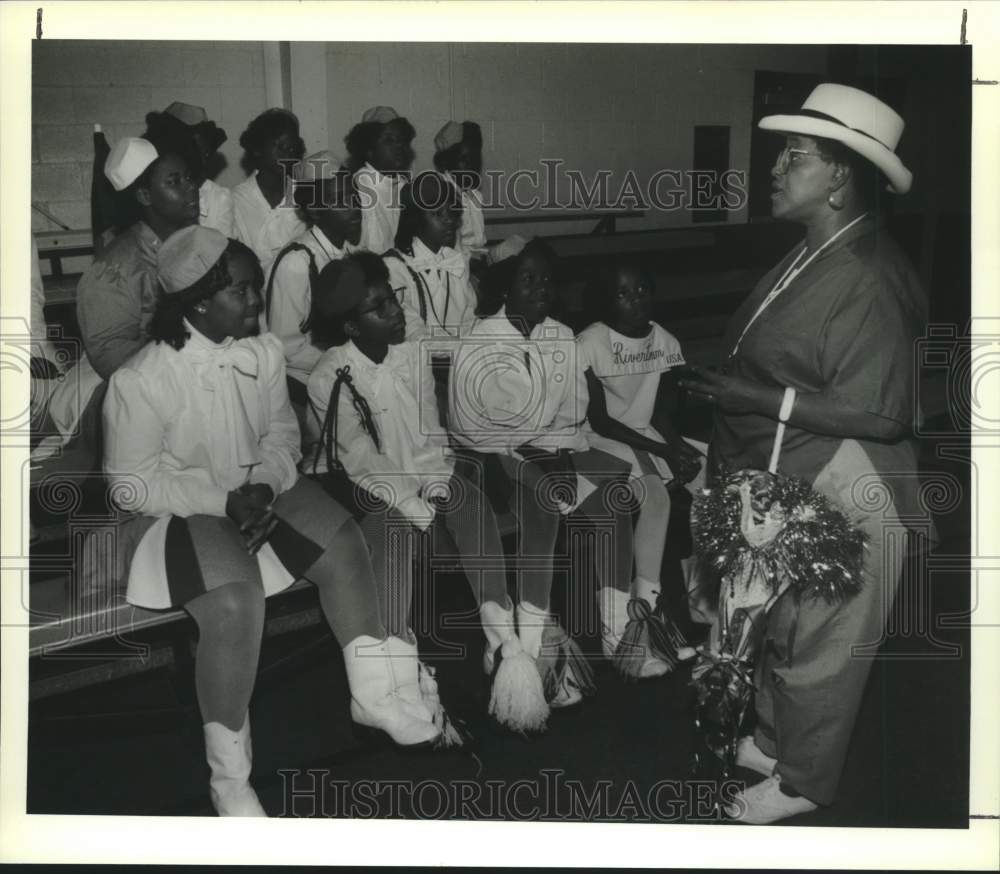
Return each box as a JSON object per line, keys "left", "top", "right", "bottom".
{"left": 752, "top": 440, "right": 909, "bottom": 805}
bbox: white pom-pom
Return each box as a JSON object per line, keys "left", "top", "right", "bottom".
{"left": 488, "top": 638, "right": 549, "bottom": 732}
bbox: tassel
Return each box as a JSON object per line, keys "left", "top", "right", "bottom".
{"left": 537, "top": 621, "right": 597, "bottom": 700}
{"left": 613, "top": 598, "right": 689, "bottom": 679}
{"left": 488, "top": 638, "right": 549, "bottom": 733}
{"left": 417, "top": 661, "right": 470, "bottom": 749}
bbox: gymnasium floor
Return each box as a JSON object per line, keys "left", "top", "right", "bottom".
{"left": 26, "top": 421, "right": 970, "bottom": 827}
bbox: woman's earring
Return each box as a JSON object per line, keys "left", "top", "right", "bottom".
{"left": 828, "top": 192, "right": 844, "bottom": 210}
{"left": 195, "top": 305, "right": 207, "bottom": 314}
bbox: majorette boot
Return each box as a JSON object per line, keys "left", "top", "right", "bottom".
{"left": 342, "top": 635, "right": 441, "bottom": 747}
{"left": 385, "top": 633, "right": 467, "bottom": 748}
{"left": 203, "top": 714, "right": 267, "bottom": 817}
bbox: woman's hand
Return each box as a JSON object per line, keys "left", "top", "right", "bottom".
{"left": 658, "top": 440, "right": 703, "bottom": 485}
{"left": 516, "top": 443, "right": 577, "bottom": 508}
{"left": 226, "top": 484, "right": 278, "bottom": 554}
{"left": 676, "top": 365, "right": 772, "bottom": 416}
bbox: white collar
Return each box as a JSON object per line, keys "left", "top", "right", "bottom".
{"left": 183, "top": 318, "right": 236, "bottom": 352}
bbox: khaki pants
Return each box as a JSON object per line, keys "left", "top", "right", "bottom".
{"left": 753, "top": 440, "right": 909, "bottom": 805}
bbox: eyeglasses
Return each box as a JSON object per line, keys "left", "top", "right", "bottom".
{"left": 773, "top": 146, "right": 824, "bottom": 174}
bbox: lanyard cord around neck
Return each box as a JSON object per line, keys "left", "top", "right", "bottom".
{"left": 417, "top": 268, "right": 452, "bottom": 336}
{"left": 730, "top": 212, "right": 868, "bottom": 357}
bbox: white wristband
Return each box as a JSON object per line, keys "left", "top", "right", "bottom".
{"left": 778, "top": 386, "right": 797, "bottom": 423}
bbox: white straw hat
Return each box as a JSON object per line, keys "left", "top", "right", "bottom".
{"left": 759, "top": 83, "right": 912, "bottom": 194}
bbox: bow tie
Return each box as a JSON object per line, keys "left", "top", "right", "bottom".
{"left": 407, "top": 246, "right": 467, "bottom": 278}
{"left": 190, "top": 341, "right": 263, "bottom": 473}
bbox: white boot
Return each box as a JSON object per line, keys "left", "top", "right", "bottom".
{"left": 343, "top": 635, "right": 441, "bottom": 747}
{"left": 384, "top": 633, "right": 435, "bottom": 721}
{"left": 598, "top": 586, "right": 669, "bottom": 678}
{"left": 517, "top": 600, "right": 584, "bottom": 709}
{"left": 480, "top": 597, "right": 518, "bottom": 674}
{"left": 385, "top": 634, "right": 467, "bottom": 748}
{"left": 203, "top": 715, "right": 267, "bottom": 817}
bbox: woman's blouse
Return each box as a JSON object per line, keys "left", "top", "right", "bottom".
{"left": 355, "top": 162, "right": 402, "bottom": 256}
{"left": 384, "top": 239, "right": 477, "bottom": 342}
{"left": 712, "top": 216, "right": 926, "bottom": 517}
{"left": 450, "top": 305, "right": 590, "bottom": 455}
{"left": 267, "top": 226, "right": 354, "bottom": 385}
{"left": 307, "top": 339, "right": 451, "bottom": 529}
{"left": 76, "top": 221, "right": 163, "bottom": 380}
{"left": 199, "top": 178, "right": 235, "bottom": 238}
{"left": 232, "top": 170, "right": 306, "bottom": 276}
{"left": 104, "top": 325, "right": 301, "bottom": 519}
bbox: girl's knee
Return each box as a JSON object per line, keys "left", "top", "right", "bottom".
{"left": 327, "top": 517, "right": 371, "bottom": 567}
{"left": 191, "top": 580, "right": 265, "bottom": 630}
{"left": 635, "top": 475, "right": 670, "bottom": 515}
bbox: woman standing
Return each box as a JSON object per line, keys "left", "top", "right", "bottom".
{"left": 678, "top": 84, "right": 925, "bottom": 824}
{"left": 104, "top": 227, "right": 442, "bottom": 816}
{"left": 232, "top": 109, "right": 307, "bottom": 276}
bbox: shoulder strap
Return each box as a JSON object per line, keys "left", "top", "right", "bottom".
{"left": 265, "top": 242, "right": 319, "bottom": 328}
{"left": 311, "top": 364, "right": 382, "bottom": 477}
{"left": 385, "top": 248, "right": 427, "bottom": 324}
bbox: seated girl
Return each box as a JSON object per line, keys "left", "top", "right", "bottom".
{"left": 578, "top": 259, "right": 703, "bottom": 673}
{"left": 306, "top": 253, "right": 549, "bottom": 732}
{"left": 148, "top": 101, "right": 233, "bottom": 236}
{"left": 450, "top": 239, "right": 668, "bottom": 703}
{"left": 232, "top": 108, "right": 307, "bottom": 275}
{"left": 432, "top": 120, "right": 526, "bottom": 273}
{"left": 432, "top": 120, "right": 487, "bottom": 257}
{"left": 383, "top": 171, "right": 478, "bottom": 426}
{"left": 345, "top": 106, "right": 416, "bottom": 256}
{"left": 47, "top": 136, "right": 200, "bottom": 465}
{"left": 103, "top": 226, "right": 445, "bottom": 817}
{"left": 383, "top": 172, "right": 477, "bottom": 343}
{"left": 264, "top": 158, "right": 362, "bottom": 403}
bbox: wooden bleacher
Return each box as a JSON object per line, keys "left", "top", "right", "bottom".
{"left": 31, "top": 210, "right": 928, "bottom": 697}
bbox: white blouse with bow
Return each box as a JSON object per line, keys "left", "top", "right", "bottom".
{"left": 104, "top": 324, "right": 301, "bottom": 519}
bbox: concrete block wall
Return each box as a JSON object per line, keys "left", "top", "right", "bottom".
{"left": 31, "top": 40, "right": 270, "bottom": 273}
{"left": 325, "top": 42, "right": 828, "bottom": 232}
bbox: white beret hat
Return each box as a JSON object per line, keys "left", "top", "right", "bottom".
{"left": 104, "top": 137, "right": 159, "bottom": 192}
{"left": 434, "top": 121, "right": 464, "bottom": 154}
{"left": 164, "top": 101, "right": 209, "bottom": 126}
{"left": 361, "top": 105, "right": 399, "bottom": 125}
{"left": 157, "top": 226, "right": 229, "bottom": 295}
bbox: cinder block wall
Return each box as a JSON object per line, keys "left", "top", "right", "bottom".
{"left": 325, "top": 43, "right": 828, "bottom": 233}
{"left": 31, "top": 40, "right": 269, "bottom": 272}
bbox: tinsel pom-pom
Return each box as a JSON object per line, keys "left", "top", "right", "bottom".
{"left": 691, "top": 469, "right": 867, "bottom": 603}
